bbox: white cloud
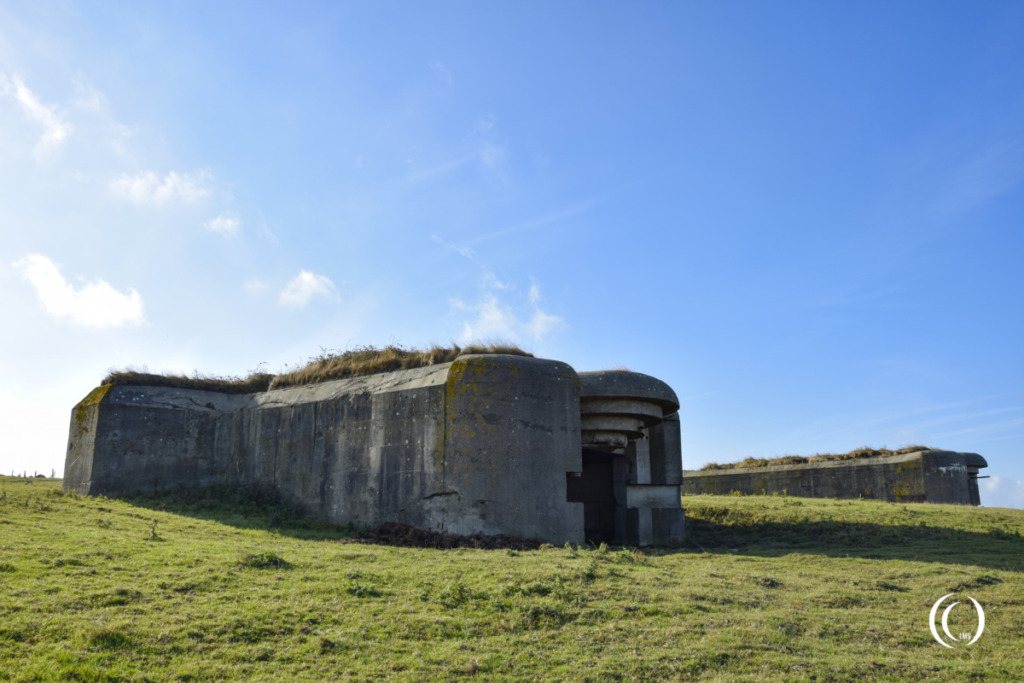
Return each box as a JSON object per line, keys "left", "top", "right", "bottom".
{"left": 453, "top": 294, "right": 517, "bottom": 342}
{"left": 279, "top": 270, "right": 337, "bottom": 307}
{"left": 983, "top": 475, "right": 1002, "bottom": 492}
{"left": 524, "top": 283, "right": 563, "bottom": 340}
{"left": 482, "top": 271, "right": 513, "bottom": 291}
{"left": 453, "top": 277, "right": 563, "bottom": 344}
{"left": 71, "top": 87, "right": 105, "bottom": 112}
{"left": 528, "top": 309, "right": 562, "bottom": 339}
{"left": 1, "top": 74, "right": 72, "bottom": 160}
{"left": 109, "top": 170, "right": 213, "bottom": 205}
{"left": 528, "top": 283, "right": 541, "bottom": 305}
{"left": 13, "top": 254, "right": 143, "bottom": 329}
{"left": 205, "top": 213, "right": 241, "bottom": 237}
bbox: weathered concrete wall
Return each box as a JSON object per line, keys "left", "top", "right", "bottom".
{"left": 443, "top": 355, "right": 583, "bottom": 541}
{"left": 64, "top": 355, "right": 585, "bottom": 543}
{"left": 64, "top": 384, "right": 248, "bottom": 495}
{"left": 574, "top": 371, "right": 685, "bottom": 546}
{"left": 682, "top": 450, "right": 987, "bottom": 505}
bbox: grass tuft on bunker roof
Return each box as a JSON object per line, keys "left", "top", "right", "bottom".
{"left": 698, "top": 445, "right": 936, "bottom": 471}
{"left": 269, "top": 343, "right": 531, "bottom": 389}
{"left": 102, "top": 343, "right": 533, "bottom": 393}
{"left": 100, "top": 370, "right": 275, "bottom": 394}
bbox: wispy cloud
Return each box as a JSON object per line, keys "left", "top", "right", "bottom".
{"left": 429, "top": 61, "right": 453, "bottom": 85}
{"left": 473, "top": 115, "right": 496, "bottom": 135}
{"left": 0, "top": 74, "right": 72, "bottom": 160}
{"left": 279, "top": 270, "right": 337, "bottom": 307}
{"left": 405, "top": 153, "right": 475, "bottom": 184}
{"left": 452, "top": 275, "right": 564, "bottom": 344}
{"left": 13, "top": 254, "right": 143, "bottom": 329}
{"left": 464, "top": 199, "right": 596, "bottom": 246}
{"left": 480, "top": 142, "right": 506, "bottom": 170}
{"left": 944, "top": 136, "right": 1024, "bottom": 212}
{"left": 431, "top": 234, "right": 478, "bottom": 262}
{"left": 109, "top": 170, "right": 213, "bottom": 205}
{"left": 205, "top": 213, "right": 241, "bottom": 237}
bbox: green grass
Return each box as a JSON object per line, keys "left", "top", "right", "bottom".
{"left": 101, "top": 342, "right": 532, "bottom": 394}
{"left": 1, "top": 477, "right": 1022, "bottom": 681}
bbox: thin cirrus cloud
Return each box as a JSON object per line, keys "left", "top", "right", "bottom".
{"left": 13, "top": 254, "right": 144, "bottom": 329}
{"left": 109, "top": 170, "right": 213, "bottom": 205}
{"left": 279, "top": 270, "right": 337, "bottom": 308}
{"left": 204, "top": 213, "right": 241, "bottom": 237}
{"left": 0, "top": 73, "right": 72, "bottom": 160}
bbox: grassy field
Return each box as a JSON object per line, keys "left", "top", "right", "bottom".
{"left": 1, "top": 477, "right": 1022, "bottom": 681}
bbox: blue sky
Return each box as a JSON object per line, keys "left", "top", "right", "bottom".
{"left": 2, "top": 2, "right": 1022, "bottom": 507}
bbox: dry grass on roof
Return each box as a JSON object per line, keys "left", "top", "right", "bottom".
{"left": 102, "top": 343, "right": 533, "bottom": 393}
{"left": 101, "top": 370, "right": 274, "bottom": 394}
{"left": 269, "top": 343, "right": 532, "bottom": 389}
{"left": 699, "top": 445, "right": 935, "bottom": 471}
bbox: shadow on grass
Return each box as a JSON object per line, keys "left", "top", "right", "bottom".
{"left": 681, "top": 515, "right": 1024, "bottom": 572}
{"left": 119, "top": 484, "right": 351, "bottom": 541}
{"left": 117, "top": 485, "right": 1024, "bottom": 569}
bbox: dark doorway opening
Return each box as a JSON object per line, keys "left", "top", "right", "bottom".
{"left": 566, "top": 449, "right": 619, "bottom": 544}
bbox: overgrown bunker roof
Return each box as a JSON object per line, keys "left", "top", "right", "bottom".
{"left": 102, "top": 344, "right": 533, "bottom": 394}
{"left": 697, "top": 446, "right": 939, "bottom": 471}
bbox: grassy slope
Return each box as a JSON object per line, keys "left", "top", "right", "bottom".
{"left": 1, "top": 478, "right": 1022, "bottom": 682}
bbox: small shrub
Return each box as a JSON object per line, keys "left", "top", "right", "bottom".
{"left": 437, "top": 579, "right": 485, "bottom": 609}
{"left": 345, "top": 580, "right": 381, "bottom": 598}
{"left": 239, "top": 552, "right": 292, "bottom": 569}
{"left": 615, "top": 547, "right": 647, "bottom": 565}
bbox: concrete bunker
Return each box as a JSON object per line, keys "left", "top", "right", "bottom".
{"left": 64, "top": 354, "right": 686, "bottom": 546}
{"left": 682, "top": 449, "right": 989, "bottom": 505}
{"left": 567, "top": 371, "right": 684, "bottom": 545}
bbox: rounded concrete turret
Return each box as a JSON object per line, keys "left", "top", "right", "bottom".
{"left": 577, "top": 370, "right": 679, "bottom": 452}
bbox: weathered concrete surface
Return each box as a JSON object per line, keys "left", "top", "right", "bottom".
{"left": 64, "top": 355, "right": 590, "bottom": 543}
{"left": 442, "top": 355, "right": 583, "bottom": 541}
{"left": 65, "top": 356, "right": 693, "bottom": 545}
{"left": 682, "top": 450, "right": 988, "bottom": 505}
{"left": 571, "top": 370, "right": 685, "bottom": 545}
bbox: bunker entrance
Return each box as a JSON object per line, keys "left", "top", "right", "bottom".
{"left": 567, "top": 449, "right": 627, "bottom": 544}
